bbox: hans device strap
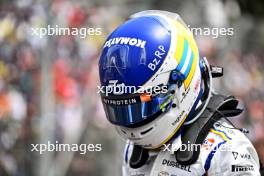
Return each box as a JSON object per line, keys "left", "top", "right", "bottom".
{"left": 129, "top": 145, "right": 149, "bottom": 169}
{"left": 175, "top": 94, "right": 243, "bottom": 165}
{"left": 129, "top": 93, "right": 242, "bottom": 169}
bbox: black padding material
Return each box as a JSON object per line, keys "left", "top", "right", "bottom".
{"left": 175, "top": 94, "right": 242, "bottom": 165}
{"left": 260, "top": 159, "right": 264, "bottom": 176}
{"left": 129, "top": 145, "right": 149, "bottom": 169}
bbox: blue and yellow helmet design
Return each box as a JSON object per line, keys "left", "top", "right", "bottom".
{"left": 99, "top": 10, "right": 206, "bottom": 149}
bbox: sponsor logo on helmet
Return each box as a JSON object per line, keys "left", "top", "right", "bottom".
{"left": 172, "top": 110, "right": 185, "bottom": 126}
{"left": 103, "top": 37, "right": 146, "bottom": 49}
{"left": 180, "top": 87, "right": 190, "bottom": 103}
{"left": 194, "top": 79, "right": 200, "bottom": 92}
{"left": 147, "top": 45, "right": 166, "bottom": 71}
{"left": 102, "top": 97, "right": 138, "bottom": 106}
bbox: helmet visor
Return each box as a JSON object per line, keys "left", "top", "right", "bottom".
{"left": 101, "top": 90, "right": 174, "bottom": 128}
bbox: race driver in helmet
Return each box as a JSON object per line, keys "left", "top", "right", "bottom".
{"left": 98, "top": 10, "right": 264, "bottom": 176}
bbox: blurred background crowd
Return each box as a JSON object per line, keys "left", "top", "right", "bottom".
{"left": 0, "top": 0, "right": 263, "bottom": 175}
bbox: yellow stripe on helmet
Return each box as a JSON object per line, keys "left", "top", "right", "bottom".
{"left": 175, "top": 34, "right": 184, "bottom": 63}
{"left": 164, "top": 17, "right": 200, "bottom": 89}
{"left": 184, "top": 54, "right": 198, "bottom": 89}
{"left": 170, "top": 20, "right": 199, "bottom": 89}
{"left": 173, "top": 21, "right": 199, "bottom": 72}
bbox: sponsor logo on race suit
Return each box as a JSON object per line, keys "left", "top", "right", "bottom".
{"left": 162, "top": 159, "right": 191, "bottom": 173}
{"left": 232, "top": 151, "right": 251, "bottom": 160}
{"left": 231, "top": 165, "right": 254, "bottom": 172}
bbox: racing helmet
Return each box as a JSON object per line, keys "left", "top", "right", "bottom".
{"left": 98, "top": 10, "right": 212, "bottom": 149}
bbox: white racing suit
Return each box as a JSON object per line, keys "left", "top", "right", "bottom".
{"left": 122, "top": 119, "right": 261, "bottom": 176}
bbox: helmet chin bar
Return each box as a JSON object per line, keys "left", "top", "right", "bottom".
{"left": 184, "top": 57, "right": 214, "bottom": 125}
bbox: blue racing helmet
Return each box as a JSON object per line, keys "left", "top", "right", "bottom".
{"left": 98, "top": 10, "right": 208, "bottom": 149}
